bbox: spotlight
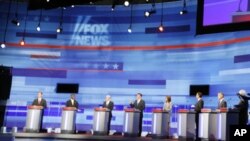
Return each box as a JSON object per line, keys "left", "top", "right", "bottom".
{"left": 144, "top": 9, "right": 156, "bottom": 17}
{"left": 36, "top": 25, "right": 41, "bottom": 32}
{"left": 11, "top": 19, "right": 20, "bottom": 26}
{"left": 20, "top": 39, "right": 25, "bottom": 46}
{"left": 111, "top": 5, "right": 115, "bottom": 11}
{"left": 180, "top": 9, "right": 188, "bottom": 15}
{"left": 46, "top": 0, "right": 50, "bottom": 2}
{"left": 1, "top": 43, "right": 6, "bottom": 48}
{"left": 56, "top": 27, "right": 62, "bottom": 33}
{"left": 128, "top": 27, "right": 132, "bottom": 33}
{"left": 71, "top": 5, "right": 74, "bottom": 8}
{"left": 158, "top": 25, "right": 164, "bottom": 32}
{"left": 124, "top": 1, "right": 130, "bottom": 7}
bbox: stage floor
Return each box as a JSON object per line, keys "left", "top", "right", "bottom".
{"left": 1, "top": 132, "right": 179, "bottom": 141}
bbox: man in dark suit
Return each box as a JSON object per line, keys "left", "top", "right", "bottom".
{"left": 32, "top": 91, "right": 47, "bottom": 132}
{"left": 217, "top": 92, "right": 227, "bottom": 109}
{"left": 66, "top": 94, "right": 79, "bottom": 109}
{"left": 32, "top": 91, "right": 47, "bottom": 108}
{"left": 194, "top": 92, "right": 204, "bottom": 141}
{"left": 234, "top": 89, "right": 250, "bottom": 125}
{"left": 102, "top": 95, "right": 114, "bottom": 135}
{"left": 130, "top": 93, "right": 145, "bottom": 137}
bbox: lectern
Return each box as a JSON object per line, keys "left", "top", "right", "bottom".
{"left": 151, "top": 109, "right": 170, "bottom": 139}
{"left": 177, "top": 109, "right": 196, "bottom": 140}
{"left": 25, "top": 105, "right": 43, "bottom": 132}
{"left": 123, "top": 108, "right": 140, "bottom": 137}
{"left": 60, "top": 107, "right": 76, "bottom": 134}
{"left": 215, "top": 108, "right": 239, "bottom": 141}
{"left": 198, "top": 108, "right": 217, "bottom": 140}
{"left": 93, "top": 107, "right": 110, "bottom": 135}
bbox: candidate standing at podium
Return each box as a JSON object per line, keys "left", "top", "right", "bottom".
{"left": 130, "top": 93, "right": 145, "bottom": 137}
{"left": 234, "top": 89, "right": 250, "bottom": 125}
{"left": 217, "top": 92, "right": 227, "bottom": 109}
{"left": 102, "top": 95, "right": 114, "bottom": 135}
{"left": 66, "top": 94, "right": 79, "bottom": 109}
{"left": 32, "top": 91, "right": 47, "bottom": 132}
{"left": 194, "top": 92, "right": 204, "bottom": 141}
{"left": 163, "top": 96, "right": 172, "bottom": 112}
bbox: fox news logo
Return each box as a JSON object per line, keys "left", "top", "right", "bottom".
{"left": 230, "top": 125, "right": 250, "bottom": 140}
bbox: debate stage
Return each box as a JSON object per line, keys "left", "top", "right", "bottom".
{"left": 1, "top": 133, "right": 178, "bottom": 141}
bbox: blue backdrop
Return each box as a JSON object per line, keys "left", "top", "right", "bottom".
{"left": 0, "top": 0, "right": 250, "bottom": 132}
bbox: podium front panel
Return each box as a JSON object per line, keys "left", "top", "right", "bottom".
{"left": 123, "top": 111, "right": 140, "bottom": 136}
{"left": 177, "top": 112, "right": 196, "bottom": 139}
{"left": 25, "top": 108, "right": 42, "bottom": 132}
{"left": 93, "top": 110, "right": 110, "bottom": 134}
{"left": 152, "top": 112, "right": 170, "bottom": 138}
{"left": 60, "top": 110, "right": 76, "bottom": 133}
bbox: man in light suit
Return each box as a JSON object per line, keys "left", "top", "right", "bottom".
{"left": 130, "top": 93, "right": 145, "bottom": 137}
{"left": 194, "top": 92, "right": 204, "bottom": 141}
{"left": 217, "top": 92, "right": 227, "bottom": 109}
{"left": 32, "top": 91, "right": 47, "bottom": 132}
{"left": 102, "top": 95, "right": 114, "bottom": 135}
{"left": 66, "top": 94, "right": 79, "bottom": 109}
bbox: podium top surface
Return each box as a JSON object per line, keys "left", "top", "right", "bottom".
{"left": 124, "top": 108, "right": 140, "bottom": 113}
{"left": 152, "top": 108, "right": 169, "bottom": 113}
{"left": 94, "top": 107, "right": 110, "bottom": 112}
{"left": 62, "top": 107, "right": 77, "bottom": 111}
{"left": 28, "top": 105, "right": 43, "bottom": 110}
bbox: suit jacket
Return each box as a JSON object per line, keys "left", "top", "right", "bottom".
{"left": 194, "top": 99, "right": 204, "bottom": 113}
{"left": 130, "top": 99, "right": 145, "bottom": 112}
{"left": 66, "top": 99, "right": 79, "bottom": 109}
{"left": 32, "top": 98, "right": 47, "bottom": 108}
{"left": 102, "top": 101, "right": 114, "bottom": 111}
{"left": 218, "top": 99, "right": 227, "bottom": 109}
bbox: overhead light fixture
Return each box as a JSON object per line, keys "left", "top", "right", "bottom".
{"left": 124, "top": 1, "right": 130, "bottom": 7}
{"left": 128, "top": 1, "right": 133, "bottom": 33}
{"left": 46, "top": 0, "right": 50, "bottom": 2}
{"left": 57, "top": 7, "right": 64, "bottom": 33}
{"left": 20, "top": 38, "right": 25, "bottom": 46}
{"left": 71, "top": 5, "right": 74, "bottom": 8}
{"left": 1, "top": 42, "right": 6, "bottom": 48}
{"left": 12, "top": 0, "right": 20, "bottom": 26}
{"left": 36, "top": 1, "right": 43, "bottom": 32}
{"left": 1, "top": 0, "right": 12, "bottom": 49}
{"left": 111, "top": 0, "right": 118, "bottom": 11}
{"left": 158, "top": 0, "right": 164, "bottom": 32}
{"left": 180, "top": 0, "right": 188, "bottom": 15}
{"left": 144, "top": 0, "right": 156, "bottom": 17}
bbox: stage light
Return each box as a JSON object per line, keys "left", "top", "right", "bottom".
{"left": 180, "top": 9, "right": 188, "bottom": 15}
{"left": 180, "top": 0, "right": 188, "bottom": 15}
{"left": 144, "top": 9, "right": 156, "bottom": 17}
{"left": 11, "top": 19, "right": 20, "bottom": 26}
{"left": 158, "top": 25, "right": 164, "bottom": 32}
{"left": 20, "top": 39, "right": 25, "bottom": 46}
{"left": 56, "top": 27, "right": 63, "bottom": 33}
{"left": 111, "top": 0, "right": 117, "bottom": 11}
{"left": 46, "top": 0, "right": 50, "bottom": 2}
{"left": 128, "top": 27, "right": 132, "bottom": 33}
{"left": 1, "top": 43, "right": 6, "bottom": 48}
{"left": 36, "top": 25, "right": 41, "bottom": 32}
{"left": 71, "top": 5, "right": 74, "bottom": 8}
{"left": 124, "top": 1, "right": 130, "bottom": 7}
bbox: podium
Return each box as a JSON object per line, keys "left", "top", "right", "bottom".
{"left": 215, "top": 108, "right": 239, "bottom": 141}
{"left": 198, "top": 108, "right": 217, "bottom": 140}
{"left": 177, "top": 109, "right": 196, "bottom": 140}
{"left": 60, "top": 107, "right": 77, "bottom": 134}
{"left": 93, "top": 107, "right": 110, "bottom": 135}
{"left": 151, "top": 109, "right": 170, "bottom": 139}
{"left": 25, "top": 105, "right": 43, "bottom": 132}
{"left": 123, "top": 108, "right": 140, "bottom": 137}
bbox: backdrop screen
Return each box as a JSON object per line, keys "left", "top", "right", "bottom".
{"left": 197, "top": 0, "right": 250, "bottom": 34}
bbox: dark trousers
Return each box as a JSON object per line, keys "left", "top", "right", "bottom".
{"left": 138, "top": 112, "right": 143, "bottom": 137}
{"left": 107, "top": 112, "right": 112, "bottom": 135}
{"left": 195, "top": 113, "right": 200, "bottom": 141}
